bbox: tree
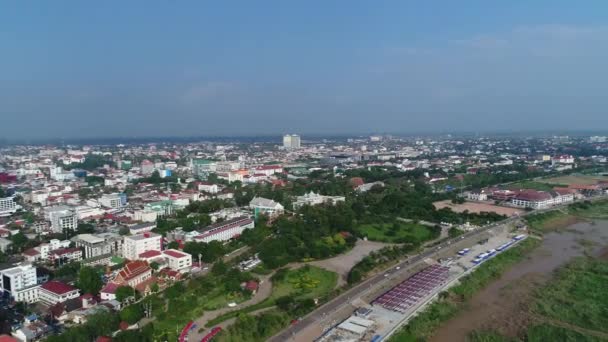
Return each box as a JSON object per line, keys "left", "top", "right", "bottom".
{"left": 150, "top": 261, "right": 160, "bottom": 271}
{"left": 77, "top": 266, "right": 103, "bottom": 294}
{"left": 115, "top": 286, "right": 135, "bottom": 303}
{"left": 76, "top": 223, "right": 96, "bottom": 234}
{"left": 151, "top": 283, "right": 159, "bottom": 293}
{"left": 167, "top": 241, "right": 179, "bottom": 249}
{"left": 118, "top": 226, "right": 130, "bottom": 236}
{"left": 87, "top": 310, "right": 120, "bottom": 337}
{"left": 10, "top": 233, "right": 28, "bottom": 252}
{"left": 120, "top": 304, "right": 144, "bottom": 325}
{"left": 211, "top": 260, "right": 228, "bottom": 276}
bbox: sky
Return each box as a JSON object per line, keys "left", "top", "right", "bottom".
{"left": 2, "top": 1, "right": 608, "bottom": 140}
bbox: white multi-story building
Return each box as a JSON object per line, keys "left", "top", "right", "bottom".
{"left": 0, "top": 264, "right": 40, "bottom": 303}
{"left": 283, "top": 134, "right": 301, "bottom": 149}
{"left": 38, "top": 281, "right": 80, "bottom": 305}
{"left": 162, "top": 249, "right": 192, "bottom": 271}
{"left": 45, "top": 206, "right": 78, "bottom": 233}
{"left": 0, "top": 197, "right": 18, "bottom": 217}
{"left": 193, "top": 216, "right": 255, "bottom": 243}
{"left": 292, "top": 192, "right": 346, "bottom": 210}
{"left": 99, "top": 193, "right": 126, "bottom": 209}
{"left": 123, "top": 232, "right": 162, "bottom": 261}
{"left": 37, "top": 239, "right": 71, "bottom": 260}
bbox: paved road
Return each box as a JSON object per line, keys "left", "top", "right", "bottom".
{"left": 268, "top": 218, "right": 516, "bottom": 342}
{"left": 269, "top": 196, "right": 608, "bottom": 342}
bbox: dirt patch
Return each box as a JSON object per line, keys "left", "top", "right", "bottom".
{"left": 308, "top": 240, "right": 391, "bottom": 286}
{"left": 433, "top": 200, "right": 523, "bottom": 216}
{"left": 542, "top": 175, "right": 607, "bottom": 186}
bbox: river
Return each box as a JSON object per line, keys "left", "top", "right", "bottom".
{"left": 430, "top": 220, "right": 608, "bottom": 342}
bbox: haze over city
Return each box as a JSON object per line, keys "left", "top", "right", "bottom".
{"left": 3, "top": 1, "right": 608, "bottom": 140}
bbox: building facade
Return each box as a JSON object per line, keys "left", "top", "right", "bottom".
{"left": 0, "top": 264, "right": 40, "bottom": 303}
{"left": 0, "top": 197, "right": 17, "bottom": 217}
{"left": 292, "top": 192, "right": 346, "bottom": 210}
{"left": 283, "top": 134, "right": 301, "bottom": 149}
{"left": 122, "top": 232, "right": 162, "bottom": 261}
{"left": 194, "top": 216, "right": 254, "bottom": 243}
{"left": 38, "top": 281, "right": 80, "bottom": 305}
{"left": 162, "top": 249, "right": 192, "bottom": 271}
{"left": 45, "top": 206, "right": 78, "bottom": 233}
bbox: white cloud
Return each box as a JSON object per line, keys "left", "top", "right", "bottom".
{"left": 180, "top": 81, "right": 235, "bottom": 105}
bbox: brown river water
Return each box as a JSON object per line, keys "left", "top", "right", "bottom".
{"left": 430, "top": 220, "right": 608, "bottom": 342}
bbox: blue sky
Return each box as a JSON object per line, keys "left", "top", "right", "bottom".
{"left": 2, "top": 1, "right": 608, "bottom": 139}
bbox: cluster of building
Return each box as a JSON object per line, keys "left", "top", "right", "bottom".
{"left": 0, "top": 133, "right": 606, "bottom": 341}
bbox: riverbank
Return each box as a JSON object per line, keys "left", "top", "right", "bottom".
{"left": 390, "top": 218, "right": 608, "bottom": 342}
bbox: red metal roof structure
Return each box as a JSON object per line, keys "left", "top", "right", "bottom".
{"left": 41, "top": 281, "right": 77, "bottom": 295}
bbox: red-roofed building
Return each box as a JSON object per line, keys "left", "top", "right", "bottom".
{"left": 39, "top": 281, "right": 80, "bottom": 305}
{"left": 100, "top": 282, "right": 119, "bottom": 301}
{"left": 243, "top": 280, "right": 259, "bottom": 294}
{"left": 162, "top": 249, "right": 192, "bottom": 271}
{"left": 22, "top": 248, "right": 42, "bottom": 262}
{"left": 114, "top": 261, "right": 152, "bottom": 287}
{"left": 0, "top": 334, "right": 18, "bottom": 342}
{"left": 138, "top": 250, "right": 163, "bottom": 262}
{"left": 349, "top": 177, "right": 364, "bottom": 188}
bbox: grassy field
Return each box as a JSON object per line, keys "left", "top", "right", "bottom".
{"left": 206, "top": 265, "right": 337, "bottom": 327}
{"left": 270, "top": 265, "right": 338, "bottom": 300}
{"left": 389, "top": 238, "right": 541, "bottom": 341}
{"left": 533, "top": 258, "right": 608, "bottom": 334}
{"left": 569, "top": 200, "right": 608, "bottom": 220}
{"left": 507, "top": 180, "right": 558, "bottom": 192}
{"left": 357, "top": 222, "right": 437, "bottom": 244}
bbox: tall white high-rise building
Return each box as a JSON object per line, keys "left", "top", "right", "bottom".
{"left": 283, "top": 134, "right": 301, "bottom": 149}
{"left": 0, "top": 263, "right": 40, "bottom": 303}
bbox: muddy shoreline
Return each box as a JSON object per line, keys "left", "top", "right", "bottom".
{"left": 430, "top": 220, "right": 608, "bottom": 342}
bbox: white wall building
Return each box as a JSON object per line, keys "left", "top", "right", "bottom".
{"left": 0, "top": 264, "right": 40, "bottom": 303}
{"left": 193, "top": 216, "right": 254, "bottom": 243}
{"left": 122, "top": 232, "right": 162, "bottom": 261}
{"left": 38, "top": 281, "right": 80, "bottom": 305}
{"left": 99, "top": 193, "right": 125, "bottom": 209}
{"left": 162, "top": 249, "right": 192, "bottom": 271}
{"left": 249, "top": 197, "right": 284, "bottom": 218}
{"left": 283, "top": 134, "right": 301, "bottom": 149}
{"left": 0, "top": 197, "right": 18, "bottom": 217}
{"left": 292, "top": 192, "right": 346, "bottom": 210}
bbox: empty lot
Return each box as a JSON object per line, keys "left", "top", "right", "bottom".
{"left": 434, "top": 200, "right": 523, "bottom": 216}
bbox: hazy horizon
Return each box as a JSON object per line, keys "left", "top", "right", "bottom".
{"left": 3, "top": 1, "right": 608, "bottom": 139}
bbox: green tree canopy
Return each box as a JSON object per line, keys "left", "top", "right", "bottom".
{"left": 77, "top": 266, "right": 103, "bottom": 295}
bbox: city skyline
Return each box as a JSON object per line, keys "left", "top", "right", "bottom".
{"left": 3, "top": 1, "right": 608, "bottom": 139}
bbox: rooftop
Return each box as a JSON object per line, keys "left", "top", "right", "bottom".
{"left": 163, "top": 249, "right": 188, "bottom": 258}
{"left": 41, "top": 280, "right": 78, "bottom": 295}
